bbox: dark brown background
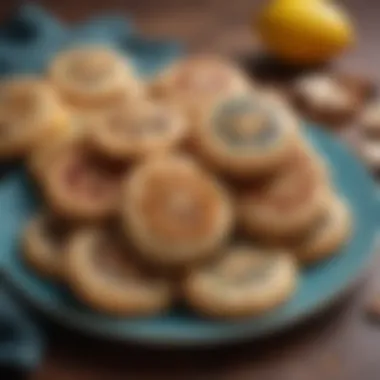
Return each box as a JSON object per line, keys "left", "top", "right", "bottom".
{"left": 1, "top": 0, "right": 380, "bottom": 379}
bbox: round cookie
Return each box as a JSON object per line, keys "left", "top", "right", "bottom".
{"left": 294, "top": 195, "right": 353, "bottom": 264}
{"left": 359, "top": 100, "right": 380, "bottom": 136}
{"left": 41, "top": 143, "right": 127, "bottom": 220}
{"left": 238, "top": 143, "right": 330, "bottom": 239}
{"left": 183, "top": 245, "right": 298, "bottom": 318}
{"left": 357, "top": 139, "right": 380, "bottom": 171}
{"left": 89, "top": 100, "right": 188, "bottom": 160}
{"left": 65, "top": 227, "right": 173, "bottom": 316}
{"left": 192, "top": 93, "right": 300, "bottom": 178}
{"left": 0, "top": 77, "right": 67, "bottom": 158}
{"left": 122, "top": 155, "right": 234, "bottom": 268}
{"left": 22, "top": 214, "right": 74, "bottom": 280}
{"left": 49, "top": 46, "right": 143, "bottom": 108}
{"left": 27, "top": 112, "right": 91, "bottom": 182}
{"left": 150, "top": 55, "right": 251, "bottom": 116}
{"left": 357, "top": 100, "right": 380, "bottom": 170}
{"left": 292, "top": 73, "right": 361, "bottom": 126}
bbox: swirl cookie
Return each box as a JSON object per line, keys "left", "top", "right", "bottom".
{"left": 90, "top": 100, "right": 188, "bottom": 160}
{"left": 22, "top": 214, "right": 74, "bottom": 280}
{"left": 66, "top": 227, "right": 172, "bottom": 316}
{"left": 294, "top": 195, "right": 353, "bottom": 264}
{"left": 0, "top": 77, "right": 67, "bottom": 158}
{"left": 239, "top": 144, "right": 330, "bottom": 239}
{"left": 292, "top": 73, "right": 370, "bottom": 126}
{"left": 49, "top": 46, "right": 142, "bottom": 108}
{"left": 192, "top": 93, "right": 300, "bottom": 178}
{"left": 150, "top": 55, "right": 251, "bottom": 116}
{"left": 122, "top": 156, "right": 233, "bottom": 268}
{"left": 183, "top": 245, "right": 298, "bottom": 318}
{"left": 42, "top": 144, "right": 126, "bottom": 220}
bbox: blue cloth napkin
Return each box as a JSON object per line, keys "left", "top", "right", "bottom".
{"left": 0, "top": 3, "right": 181, "bottom": 374}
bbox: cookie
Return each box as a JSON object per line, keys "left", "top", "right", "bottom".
{"left": 150, "top": 55, "right": 251, "bottom": 117}
{"left": 292, "top": 72, "right": 370, "bottom": 126}
{"left": 357, "top": 139, "right": 380, "bottom": 172}
{"left": 357, "top": 101, "right": 380, "bottom": 171}
{"left": 27, "top": 112, "right": 91, "bottom": 181}
{"left": 192, "top": 93, "right": 300, "bottom": 178}
{"left": 238, "top": 143, "right": 330, "bottom": 239}
{"left": 41, "top": 143, "right": 127, "bottom": 220}
{"left": 183, "top": 245, "right": 298, "bottom": 318}
{"left": 22, "top": 214, "right": 74, "bottom": 280}
{"left": 359, "top": 100, "right": 380, "bottom": 136}
{"left": 89, "top": 100, "right": 188, "bottom": 160}
{"left": 122, "top": 155, "right": 234, "bottom": 268}
{"left": 49, "top": 46, "right": 143, "bottom": 108}
{"left": 0, "top": 77, "right": 67, "bottom": 158}
{"left": 294, "top": 195, "right": 353, "bottom": 264}
{"left": 65, "top": 227, "right": 172, "bottom": 316}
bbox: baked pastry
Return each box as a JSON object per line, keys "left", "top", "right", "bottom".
{"left": 22, "top": 214, "right": 74, "bottom": 280}
{"left": 294, "top": 195, "right": 353, "bottom": 264}
{"left": 239, "top": 143, "right": 330, "bottom": 239}
{"left": 49, "top": 46, "right": 143, "bottom": 108}
{"left": 41, "top": 143, "right": 126, "bottom": 220}
{"left": 0, "top": 77, "right": 67, "bottom": 158}
{"left": 358, "top": 140, "right": 380, "bottom": 171}
{"left": 192, "top": 93, "right": 300, "bottom": 178}
{"left": 359, "top": 100, "right": 380, "bottom": 135}
{"left": 357, "top": 101, "right": 380, "bottom": 170}
{"left": 292, "top": 72, "right": 371, "bottom": 126}
{"left": 89, "top": 100, "right": 188, "bottom": 160}
{"left": 65, "top": 227, "right": 172, "bottom": 316}
{"left": 27, "top": 112, "right": 92, "bottom": 181}
{"left": 122, "top": 156, "right": 234, "bottom": 268}
{"left": 183, "top": 245, "right": 298, "bottom": 318}
{"left": 150, "top": 55, "right": 251, "bottom": 116}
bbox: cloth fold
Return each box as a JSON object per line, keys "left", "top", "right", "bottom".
{"left": 0, "top": 284, "right": 43, "bottom": 372}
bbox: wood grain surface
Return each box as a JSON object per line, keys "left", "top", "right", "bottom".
{"left": 1, "top": 0, "right": 380, "bottom": 379}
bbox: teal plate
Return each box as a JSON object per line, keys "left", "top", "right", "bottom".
{"left": 0, "top": 126, "right": 379, "bottom": 346}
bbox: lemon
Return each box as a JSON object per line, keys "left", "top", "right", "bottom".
{"left": 256, "top": 0, "right": 355, "bottom": 65}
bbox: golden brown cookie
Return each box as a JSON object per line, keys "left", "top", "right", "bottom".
{"left": 183, "top": 245, "right": 298, "bottom": 318}
{"left": 192, "top": 92, "right": 300, "bottom": 178}
{"left": 122, "top": 155, "right": 234, "bottom": 268}
{"left": 49, "top": 46, "right": 143, "bottom": 108}
{"left": 27, "top": 112, "right": 92, "bottom": 182}
{"left": 41, "top": 143, "right": 127, "bottom": 221}
{"left": 22, "top": 214, "right": 74, "bottom": 280}
{"left": 66, "top": 227, "right": 173, "bottom": 316}
{"left": 238, "top": 143, "right": 331, "bottom": 239}
{"left": 150, "top": 55, "right": 251, "bottom": 116}
{"left": 294, "top": 195, "right": 353, "bottom": 264}
{"left": 359, "top": 100, "right": 380, "bottom": 134}
{"left": 0, "top": 77, "right": 67, "bottom": 158}
{"left": 292, "top": 72, "right": 372, "bottom": 126}
{"left": 89, "top": 100, "right": 188, "bottom": 160}
{"left": 357, "top": 100, "right": 380, "bottom": 170}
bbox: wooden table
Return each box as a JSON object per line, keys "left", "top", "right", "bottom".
{"left": 2, "top": 0, "right": 380, "bottom": 379}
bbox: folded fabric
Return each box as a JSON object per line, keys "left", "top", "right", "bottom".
{"left": 0, "top": 3, "right": 181, "bottom": 75}
{"left": 0, "top": 284, "right": 43, "bottom": 372}
{"left": 0, "top": 3, "right": 182, "bottom": 374}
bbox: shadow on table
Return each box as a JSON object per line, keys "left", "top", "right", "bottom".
{"left": 28, "top": 281, "right": 366, "bottom": 380}
{"left": 239, "top": 52, "right": 328, "bottom": 85}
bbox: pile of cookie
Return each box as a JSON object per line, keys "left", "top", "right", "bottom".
{"left": 0, "top": 46, "right": 353, "bottom": 318}
{"left": 289, "top": 72, "right": 380, "bottom": 173}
